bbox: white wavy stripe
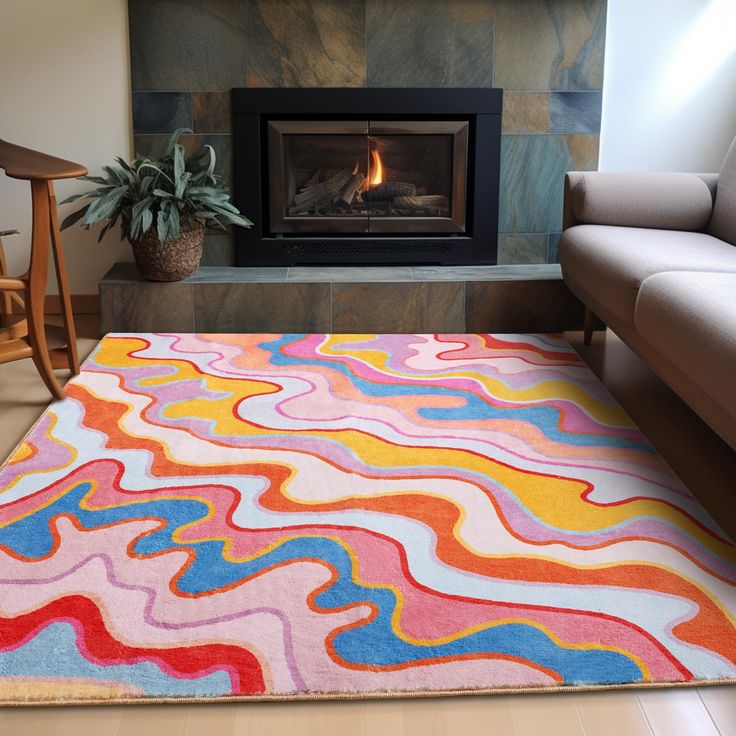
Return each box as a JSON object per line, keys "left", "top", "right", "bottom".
{"left": 4, "top": 362, "right": 734, "bottom": 678}
{"left": 95, "top": 334, "right": 687, "bottom": 495}
{"left": 6, "top": 376, "right": 731, "bottom": 598}
{"left": 231, "top": 373, "right": 686, "bottom": 497}
{"left": 100, "top": 334, "right": 688, "bottom": 495}
{"left": 77, "top": 368, "right": 673, "bottom": 504}
{"left": 403, "top": 335, "right": 608, "bottom": 380}
{"left": 111, "top": 333, "right": 608, "bottom": 411}
{"left": 0, "top": 398, "right": 268, "bottom": 504}
{"left": 241, "top": 490, "right": 736, "bottom": 678}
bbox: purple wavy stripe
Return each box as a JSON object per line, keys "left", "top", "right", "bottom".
{"left": 0, "top": 415, "right": 73, "bottom": 489}
{"left": 1, "top": 552, "right": 307, "bottom": 691}
{"left": 490, "top": 487, "right": 736, "bottom": 581}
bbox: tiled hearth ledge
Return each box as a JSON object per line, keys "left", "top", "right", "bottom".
{"left": 99, "top": 263, "right": 584, "bottom": 335}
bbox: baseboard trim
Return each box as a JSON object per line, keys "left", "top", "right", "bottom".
{"left": 46, "top": 294, "right": 99, "bottom": 315}
{"left": 12, "top": 294, "right": 99, "bottom": 316}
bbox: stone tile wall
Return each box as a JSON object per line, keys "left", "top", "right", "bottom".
{"left": 129, "top": 0, "right": 606, "bottom": 266}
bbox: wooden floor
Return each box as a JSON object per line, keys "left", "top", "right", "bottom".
{"left": 0, "top": 321, "right": 734, "bottom": 735}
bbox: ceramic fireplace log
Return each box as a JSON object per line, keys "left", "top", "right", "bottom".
{"left": 392, "top": 195, "right": 449, "bottom": 213}
{"left": 363, "top": 181, "right": 416, "bottom": 201}
{"left": 293, "top": 168, "right": 352, "bottom": 211}
{"left": 333, "top": 173, "right": 366, "bottom": 213}
{"left": 298, "top": 168, "right": 323, "bottom": 192}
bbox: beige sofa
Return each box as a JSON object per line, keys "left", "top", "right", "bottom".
{"left": 559, "top": 136, "right": 736, "bottom": 450}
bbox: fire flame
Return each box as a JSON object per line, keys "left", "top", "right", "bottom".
{"left": 369, "top": 148, "right": 384, "bottom": 186}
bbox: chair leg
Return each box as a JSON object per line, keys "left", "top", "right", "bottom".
{"left": 583, "top": 306, "right": 595, "bottom": 346}
{"left": 26, "top": 288, "right": 66, "bottom": 401}
{"left": 48, "top": 182, "right": 79, "bottom": 374}
{"left": 27, "top": 180, "right": 65, "bottom": 401}
{"left": 0, "top": 237, "right": 14, "bottom": 317}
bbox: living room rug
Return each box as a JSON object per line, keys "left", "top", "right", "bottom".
{"left": 1, "top": 333, "right": 735, "bottom": 706}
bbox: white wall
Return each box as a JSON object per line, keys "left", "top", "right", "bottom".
{"left": 0, "top": 0, "right": 133, "bottom": 295}
{"left": 600, "top": 0, "right": 736, "bottom": 172}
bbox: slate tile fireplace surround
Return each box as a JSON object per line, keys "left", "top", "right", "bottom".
{"left": 129, "top": 0, "right": 606, "bottom": 267}
{"left": 233, "top": 88, "right": 502, "bottom": 266}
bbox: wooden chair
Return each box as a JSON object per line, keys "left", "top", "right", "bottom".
{"left": 0, "top": 139, "right": 87, "bottom": 400}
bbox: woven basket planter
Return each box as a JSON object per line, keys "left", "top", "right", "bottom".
{"left": 131, "top": 218, "right": 205, "bottom": 282}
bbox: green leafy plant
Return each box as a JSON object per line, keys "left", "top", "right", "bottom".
{"left": 61, "top": 128, "right": 252, "bottom": 243}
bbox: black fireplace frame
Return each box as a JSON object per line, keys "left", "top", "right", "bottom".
{"left": 231, "top": 88, "right": 503, "bottom": 267}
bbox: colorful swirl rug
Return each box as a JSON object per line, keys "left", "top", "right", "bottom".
{"left": 1, "top": 333, "right": 735, "bottom": 706}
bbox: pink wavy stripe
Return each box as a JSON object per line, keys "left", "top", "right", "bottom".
{"left": 151, "top": 332, "right": 620, "bottom": 439}
{"left": 0, "top": 552, "right": 306, "bottom": 690}
{"left": 0, "top": 517, "right": 557, "bottom": 692}
{"left": 0, "top": 415, "right": 74, "bottom": 491}
{"left": 58, "top": 390, "right": 715, "bottom": 562}
{"left": 3, "top": 430, "right": 730, "bottom": 585}
{"left": 278, "top": 335, "right": 635, "bottom": 437}
{"left": 196, "top": 520, "right": 687, "bottom": 680}
{"left": 6, "top": 458, "right": 685, "bottom": 680}
{"left": 343, "top": 334, "right": 590, "bottom": 380}
{"left": 83, "top": 347, "right": 672, "bottom": 481}
{"left": 3, "top": 455, "right": 722, "bottom": 652}
{"left": 119, "top": 334, "right": 645, "bottom": 447}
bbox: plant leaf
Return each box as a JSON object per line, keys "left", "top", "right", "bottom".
{"left": 165, "top": 128, "right": 192, "bottom": 156}
{"left": 141, "top": 208, "right": 153, "bottom": 234}
{"left": 157, "top": 209, "right": 168, "bottom": 243}
{"left": 174, "top": 144, "right": 185, "bottom": 186}
{"left": 204, "top": 145, "right": 216, "bottom": 181}
{"left": 175, "top": 171, "right": 191, "bottom": 200}
{"left": 139, "top": 175, "right": 155, "bottom": 196}
{"left": 138, "top": 162, "right": 173, "bottom": 184}
{"left": 60, "top": 203, "right": 91, "bottom": 230}
{"left": 79, "top": 175, "right": 109, "bottom": 185}
{"left": 83, "top": 186, "right": 127, "bottom": 225}
{"left": 167, "top": 205, "right": 180, "bottom": 240}
{"left": 59, "top": 191, "right": 93, "bottom": 205}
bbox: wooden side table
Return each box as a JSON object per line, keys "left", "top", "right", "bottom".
{"left": 0, "top": 139, "right": 87, "bottom": 400}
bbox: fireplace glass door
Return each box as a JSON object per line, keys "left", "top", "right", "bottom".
{"left": 267, "top": 120, "right": 468, "bottom": 235}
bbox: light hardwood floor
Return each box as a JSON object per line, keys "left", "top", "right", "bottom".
{"left": 0, "top": 322, "right": 734, "bottom": 736}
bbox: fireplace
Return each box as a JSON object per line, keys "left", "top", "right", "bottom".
{"left": 232, "top": 88, "right": 502, "bottom": 266}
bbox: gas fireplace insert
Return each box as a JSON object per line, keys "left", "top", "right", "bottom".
{"left": 232, "top": 88, "right": 502, "bottom": 267}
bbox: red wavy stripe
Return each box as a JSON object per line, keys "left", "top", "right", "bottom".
{"left": 434, "top": 335, "right": 576, "bottom": 366}
{"left": 478, "top": 335, "right": 577, "bottom": 362}
{"left": 260, "top": 487, "right": 736, "bottom": 665}
{"left": 0, "top": 595, "right": 265, "bottom": 694}
{"left": 63, "top": 386, "right": 736, "bottom": 664}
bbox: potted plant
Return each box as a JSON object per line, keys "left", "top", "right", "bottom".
{"left": 61, "top": 128, "right": 252, "bottom": 281}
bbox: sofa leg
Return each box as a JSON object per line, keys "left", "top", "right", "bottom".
{"left": 584, "top": 306, "right": 595, "bottom": 346}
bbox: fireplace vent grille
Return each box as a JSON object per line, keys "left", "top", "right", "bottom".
{"left": 281, "top": 242, "right": 455, "bottom": 256}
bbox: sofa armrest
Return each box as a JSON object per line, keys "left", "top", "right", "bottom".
{"left": 693, "top": 172, "right": 719, "bottom": 201}
{"left": 563, "top": 171, "right": 716, "bottom": 231}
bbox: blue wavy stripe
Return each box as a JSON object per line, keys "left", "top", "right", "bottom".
{"left": 0, "top": 623, "right": 232, "bottom": 696}
{"left": 258, "top": 335, "right": 650, "bottom": 451}
{"left": 1, "top": 484, "right": 643, "bottom": 685}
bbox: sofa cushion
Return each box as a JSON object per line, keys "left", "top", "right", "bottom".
{"left": 570, "top": 172, "right": 713, "bottom": 231}
{"left": 559, "top": 224, "right": 736, "bottom": 324}
{"left": 709, "top": 136, "right": 736, "bottom": 246}
{"left": 635, "top": 271, "right": 736, "bottom": 441}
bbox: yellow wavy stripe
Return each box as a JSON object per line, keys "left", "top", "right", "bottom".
{"left": 7, "top": 441, "right": 34, "bottom": 466}
{"left": 0, "top": 678, "right": 143, "bottom": 699}
{"left": 345, "top": 550, "right": 653, "bottom": 680}
{"left": 87, "top": 339, "right": 736, "bottom": 556}
{"left": 65, "top": 485, "right": 736, "bottom": 632}
{"left": 194, "top": 529, "right": 652, "bottom": 678}
{"left": 0, "top": 413, "right": 78, "bottom": 496}
{"left": 320, "top": 335, "right": 631, "bottom": 428}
